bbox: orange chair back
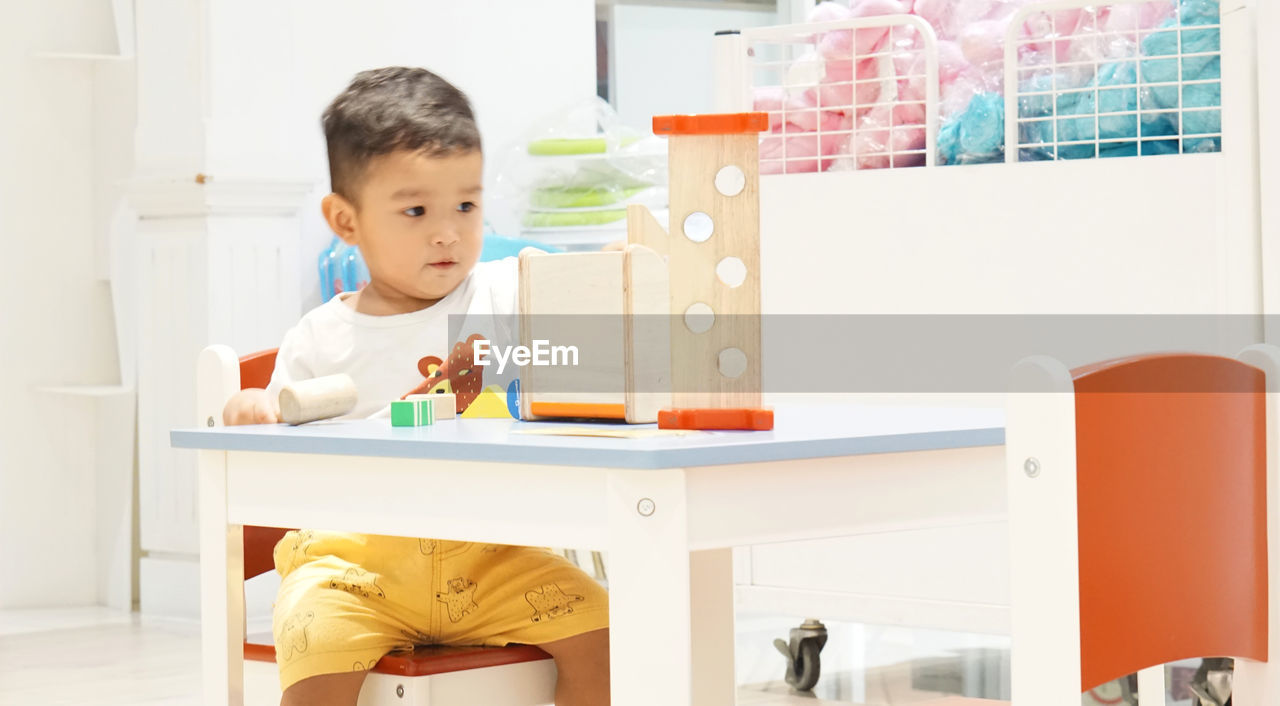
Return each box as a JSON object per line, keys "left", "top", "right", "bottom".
{"left": 1072, "top": 354, "right": 1268, "bottom": 690}
{"left": 236, "top": 349, "right": 293, "bottom": 580}
{"left": 238, "top": 348, "right": 278, "bottom": 390}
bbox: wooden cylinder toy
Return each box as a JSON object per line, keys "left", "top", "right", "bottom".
{"left": 278, "top": 374, "right": 358, "bottom": 425}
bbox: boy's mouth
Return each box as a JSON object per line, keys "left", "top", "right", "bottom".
{"left": 428, "top": 260, "right": 457, "bottom": 269}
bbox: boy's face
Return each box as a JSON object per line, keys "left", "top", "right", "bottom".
{"left": 324, "top": 148, "right": 484, "bottom": 314}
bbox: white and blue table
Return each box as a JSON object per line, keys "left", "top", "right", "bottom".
{"left": 171, "top": 405, "right": 1005, "bottom": 706}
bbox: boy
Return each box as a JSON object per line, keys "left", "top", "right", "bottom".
{"left": 223, "top": 67, "right": 610, "bottom": 706}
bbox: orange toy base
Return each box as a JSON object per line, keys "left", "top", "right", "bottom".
{"left": 530, "top": 401, "right": 627, "bottom": 420}
{"left": 657, "top": 408, "right": 774, "bottom": 431}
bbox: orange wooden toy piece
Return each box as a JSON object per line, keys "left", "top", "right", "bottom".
{"left": 658, "top": 407, "right": 774, "bottom": 431}
{"left": 640, "top": 113, "right": 773, "bottom": 431}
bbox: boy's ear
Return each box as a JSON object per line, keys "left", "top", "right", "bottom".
{"left": 322, "top": 193, "right": 359, "bottom": 245}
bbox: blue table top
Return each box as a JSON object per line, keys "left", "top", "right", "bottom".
{"left": 170, "top": 405, "right": 1005, "bottom": 470}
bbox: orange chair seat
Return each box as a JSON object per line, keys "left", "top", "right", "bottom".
{"left": 244, "top": 638, "right": 551, "bottom": 677}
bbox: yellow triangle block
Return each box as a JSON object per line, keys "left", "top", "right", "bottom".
{"left": 460, "top": 385, "right": 514, "bottom": 419}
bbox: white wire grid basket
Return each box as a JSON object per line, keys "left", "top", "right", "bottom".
{"left": 739, "top": 15, "right": 940, "bottom": 173}
{"left": 727, "top": 0, "right": 1221, "bottom": 171}
{"left": 1004, "top": 0, "right": 1222, "bottom": 162}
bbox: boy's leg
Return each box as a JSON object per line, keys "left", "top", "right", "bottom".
{"left": 436, "top": 546, "right": 610, "bottom": 704}
{"left": 280, "top": 671, "right": 369, "bottom": 706}
{"left": 538, "top": 628, "right": 610, "bottom": 706}
{"left": 273, "top": 551, "right": 426, "bottom": 702}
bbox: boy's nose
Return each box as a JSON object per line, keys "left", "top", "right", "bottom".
{"left": 429, "top": 227, "right": 460, "bottom": 246}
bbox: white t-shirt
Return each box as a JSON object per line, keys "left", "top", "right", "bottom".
{"left": 266, "top": 258, "right": 519, "bottom": 419}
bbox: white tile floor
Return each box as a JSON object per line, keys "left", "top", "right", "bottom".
{"left": 0, "top": 608, "right": 202, "bottom": 705}
{"left": 0, "top": 607, "right": 1010, "bottom": 705}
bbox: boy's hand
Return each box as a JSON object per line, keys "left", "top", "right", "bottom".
{"left": 223, "top": 388, "right": 280, "bottom": 425}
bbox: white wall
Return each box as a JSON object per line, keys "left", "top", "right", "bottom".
{"left": 131, "top": 0, "right": 595, "bottom": 312}
{"left": 611, "top": 3, "right": 780, "bottom": 131}
{"left": 0, "top": 0, "right": 130, "bottom": 607}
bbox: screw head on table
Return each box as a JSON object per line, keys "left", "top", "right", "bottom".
{"left": 207, "top": 416, "right": 215, "bottom": 427}
{"left": 637, "top": 498, "right": 656, "bottom": 517}
{"left": 1024, "top": 457, "right": 1041, "bottom": 478}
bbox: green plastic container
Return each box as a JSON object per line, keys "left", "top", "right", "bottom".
{"left": 527, "top": 138, "right": 609, "bottom": 156}
{"left": 522, "top": 209, "right": 628, "bottom": 228}
{"left": 530, "top": 185, "right": 648, "bottom": 209}
{"left": 526, "top": 135, "right": 641, "bottom": 156}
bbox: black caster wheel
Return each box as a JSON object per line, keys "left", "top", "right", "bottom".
{"left": 773, "top": 619, "right": 828, "bottom": 692}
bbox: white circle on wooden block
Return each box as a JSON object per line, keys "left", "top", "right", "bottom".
{"left": 714, "top": 165, "right": 747, "bottom": 197}
{"left": 684, "top": 302, "right": 715, "bottom": 334}
{"left": 718, "top": 348, "right": 748, "bottom": 378}
{"left": 682, "top": 211, "right": 714, "bottom": 242}
{"left": 716, "top": 256, "right": 747, "bottom": 288}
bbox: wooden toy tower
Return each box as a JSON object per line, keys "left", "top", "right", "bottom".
{"left": 628, "top": 113, "right": 773, "bottom": 430}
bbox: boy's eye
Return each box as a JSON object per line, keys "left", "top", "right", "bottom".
{"left": 457, "top": 202, "right": 476, "bottom": 213}
{"left": 403, "top": 206, "right": 425, "bottom": 217}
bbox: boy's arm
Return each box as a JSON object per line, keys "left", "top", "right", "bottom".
{"left": 222, "top": 321, "right": 310, "bottom": 426}
{"left": 223, "top": 388, "right": 280, "bottom": 425}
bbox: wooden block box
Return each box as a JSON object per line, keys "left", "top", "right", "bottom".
{"left": 517, "top": 245, "right": 670, "bottom": 423}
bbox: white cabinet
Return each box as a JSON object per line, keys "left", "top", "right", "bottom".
{"left": 130, "top": 180, "right": 307, "bottom": 617}
{"left": 737, "top": 522, "right": 1010, "bottom": 636}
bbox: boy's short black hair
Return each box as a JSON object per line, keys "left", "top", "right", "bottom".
{"left": 322, "top": 67, "right": 481, "bottom": 201}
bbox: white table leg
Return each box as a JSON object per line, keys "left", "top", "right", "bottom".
{"left": 1236, "top": 345, "right": 1280, "bottom": 705}
{"left": 691, "top": 548, "right": 735, "bottom": 706}
{"left": 1007, "top": 361, "right": 1082, "bottom": 706}
{"left": 607, "top": 468, "right": 693, "bottom": 706}
{"left": 1136, "top": 665, "right": 1165, "bottom": 706}
{"left": 198, "top": 449, "right": 244, "bottom": 706}
{"left": 1236, "top": 658, "right": 1280, "bottom": 706}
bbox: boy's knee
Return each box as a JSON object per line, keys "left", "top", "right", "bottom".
{"left": 543, "top": 629, "right": 610, "bottom": 706}
{"left": 541, "top": 627, "right": 610, "bottom": 669}
{"left": 280, "top": 670, "right": 368, "bottom": 706}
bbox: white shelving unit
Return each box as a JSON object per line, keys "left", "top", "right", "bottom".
{"left": 31, "top": 0, "right": 134, "bottom": 62}
{"left": 31, "top": 52, "right": 132, "bottom": 61}
{"left": 33, "top": 385, "right": 137, "bottom": 611}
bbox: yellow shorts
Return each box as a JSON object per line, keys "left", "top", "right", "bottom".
{"left": 271, "top": 530, "right": 609, "bottom": 691}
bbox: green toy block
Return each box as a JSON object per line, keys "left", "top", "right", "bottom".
{"left": 391, "top": 399, "right": 435, "bottom": 427}
{"left": 406, "top": 393, "right": 456, "bottom": 420}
